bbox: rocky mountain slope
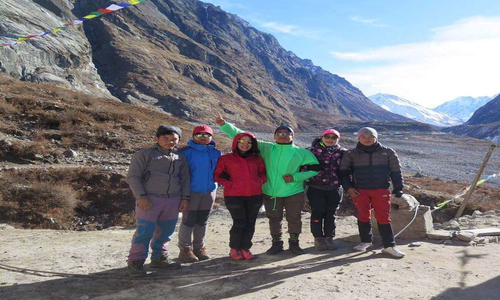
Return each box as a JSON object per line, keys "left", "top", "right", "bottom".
{"left": 369, "top": 93, "right": 461, "bottom": 127}
{"left": 443, "top": 94, "right": 500, "bottom": 142}
{"left": 0, "top": 0, "right": 112, "bottom": 98}
{"left": 433, "top": 95, "right": 493, "bottom": 122}
{"left": 1, "top": 0, "right": 410, "bottom": 130}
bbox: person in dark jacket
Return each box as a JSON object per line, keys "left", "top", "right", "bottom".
{"left": 214, "top": 133, "right": 267, "bottom": 260}
{"left": 178, "top": 125, "right": 221, "bottom": 262}
{"left": 339, "top": 127, "right": 405, "bottom": 258}
{"left": 305, "top": 129, "right": 346, "bottom": 251}
{"left": 125, "top": 125, "right": 190, "bottom": 276}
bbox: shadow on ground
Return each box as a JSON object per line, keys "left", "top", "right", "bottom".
{"left": 0, "top": 243, "right": 377, "bottom": 300}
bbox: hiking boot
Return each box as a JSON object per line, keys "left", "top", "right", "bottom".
{"left": 229, "top": 248, "right": 244, "bottom": 260}
{"left": 381, "top": 246, "right": 405, "bottom": 258}
{"left": 178, "top": 247, "right": 198, "bottom": 263}
{"left": 324, "top": 237, "right": 338, "bottom": 250}
{"left": 127, "top": 259, "right": 147, "bottom": 277}
{"left": 266, "top": 240, "right": 284, "bottom": 255}
{"left": 150, "top": 254, "right": 181, "bottom": 269}
{"left": 240, "top": 249, "right": 256, "bottom": 260}
{"left": 353, "top": 242, "right": 373, "bottom": 252}
{"left": 288, "top": 239, "right": 305, "bottom": 255}
{"left": 193, "top": 247, "right": 210, "bottom": 261}
{"left": 314, "top": 237, "right": 327, "bottom": 251}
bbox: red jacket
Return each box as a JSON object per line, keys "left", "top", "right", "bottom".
{"left": 214, "top": 133, "right": 267, "bottom": 197}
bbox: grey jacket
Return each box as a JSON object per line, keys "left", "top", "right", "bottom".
{"left": 339, "top": 142, "right": 403, "bottom": 191}
{"left": 126, "top": 145, "right": 190, "bottom": 200}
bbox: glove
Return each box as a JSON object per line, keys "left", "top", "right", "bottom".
{"left": 392, "top": 188, "right": 403, "bottom": 198}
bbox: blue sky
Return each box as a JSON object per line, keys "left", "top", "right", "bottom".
{"left": 202, "top": 0, "right": 500, "bottom": 108}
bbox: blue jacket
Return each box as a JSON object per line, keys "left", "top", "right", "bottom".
{"left": 181, "top": 140, "right": 221, "bottom": 194}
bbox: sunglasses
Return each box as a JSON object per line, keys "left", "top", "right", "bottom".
{"left": 237, "top": 139, "right": 253, "bottom": 145}
{"left": 275, "top": 132, "right": 293, "bottom": 137}
{"left": 323, "top": 135, "right": 338, "bottom": 140}
{"left": 194, "top": 133, "right": 212, "bottom": 138}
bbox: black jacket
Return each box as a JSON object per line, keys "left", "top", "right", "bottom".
{"left": 339, "top": 142, "right": 403, "bottom": 190}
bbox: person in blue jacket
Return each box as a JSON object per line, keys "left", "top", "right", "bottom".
{"left": 177, "top": 125, "right": 221, "bottom": 262}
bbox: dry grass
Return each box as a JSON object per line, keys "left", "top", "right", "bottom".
{"left": 406, "top": 175, "right": 500, "bottom": 221}
{"left": 0, "top": 74, "right": 225, "bottom": 161}
{"left": 0, "top": 167, "right": 135, "bottom": 229}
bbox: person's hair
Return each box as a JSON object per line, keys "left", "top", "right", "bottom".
{"left": 311, "top": 136, "right": 323, "bottom": 147}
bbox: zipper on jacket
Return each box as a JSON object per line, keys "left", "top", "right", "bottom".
{"left": 369, "top": 152, "right": 373, "bottom": 185}
{"left": 271, "top": 146, "right": 283, "bottom": 210}
{"left": 166, "top": 152, "right": 174, "bottom": 198}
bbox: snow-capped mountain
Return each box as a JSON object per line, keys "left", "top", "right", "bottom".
{"left": 433, "top": 96, "right": 493, "bottom": 122}
{"left": 368, "top": 93, "right": 462, "bottom": 127}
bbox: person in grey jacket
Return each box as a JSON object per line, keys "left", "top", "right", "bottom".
{"left": 125, "top": 125, "right": 190, "bottom": 276}
{"left": 339, "top": 127, "right": 405, "bottom": 258}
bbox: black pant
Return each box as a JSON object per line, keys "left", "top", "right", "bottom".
{"left": 307, "top": 186, "right": 343, "bottom": 238}
{"left": 225, "top": 195, "right": 263, "bottom": 250}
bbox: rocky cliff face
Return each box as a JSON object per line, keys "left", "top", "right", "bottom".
{"left": 443, "top": 94, "right": 500, "bottom": 142}
{"left": 0, "top": 0, "right": 112, "bottom": 98}
{"left": 1, "top": 0, "right": 409, "bottom": 130}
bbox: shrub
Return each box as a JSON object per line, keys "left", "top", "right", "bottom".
{"left": 0, "top": 181, "right": 78, "bottom": 229}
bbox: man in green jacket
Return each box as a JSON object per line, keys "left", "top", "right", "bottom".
{"left": 214, "top": 113, "right": 319, "bottom": 255}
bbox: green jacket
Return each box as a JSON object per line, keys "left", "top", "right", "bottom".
{"left": 220, "top": 123, "right": 319, "bottom": 198}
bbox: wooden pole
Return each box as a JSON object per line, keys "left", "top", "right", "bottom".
{"left": 455, "top": 144, "right": 497, "bottom": 218}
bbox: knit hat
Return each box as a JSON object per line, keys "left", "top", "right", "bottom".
{"left": 357, "top": 127, "right": 378, "bottom": 139}
{"left": 193, "top": 125, "right": 214, "bottom": 136}
{"left": 274, "top": 124, "right": 294, "bottom": 134}
{"left": 322, "top": 128, "right": 340, "bottom": 138}
{"left": 156, "top": 125, "right": 182, "bottom": 138}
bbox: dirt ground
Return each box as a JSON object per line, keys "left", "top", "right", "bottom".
{"left": 1, "top": 208, "right": 500, "bottom": 300}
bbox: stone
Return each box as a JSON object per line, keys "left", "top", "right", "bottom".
{"left": 391, "top": 194, "right": 420, "bottom": 210}
{"left": 455, "top": 231, "right": 477, "bottom": 242}
{"left": 0, "top": 224, "right": 16, "bottom": 230}
{"left": 63, "top": 148, "right": 79, "bottom": 158}
{"left": 433, "top": 223, "right": 443, "bottom": 230}
{"left": 443, "top": 220, "right": 461, "bottom": 230}
{"left": 427, "top": 230, "right": 453, "bottom": 240}
{"left": 372, "top": 205, "right": 433, "bottom": 239}
{"left": 472, "top": 210, "right": 483, "bottom": 218}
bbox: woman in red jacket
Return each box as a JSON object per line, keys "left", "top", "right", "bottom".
{"left": 214, "top": 133, "right": 267, "bottom": 260}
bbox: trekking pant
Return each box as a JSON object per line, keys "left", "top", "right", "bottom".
{"left": 307, "top": 186, "right": 343, "bottom": 238}
{"left": 127, "top": 194, "right": 180, "bottom": 263}
{"left": 263, "top": 192, "right": 305, "bottom": 236}
{"left": 178, "top": 191, "right": 215, "bottom": 250}
{"left": 353, "top": 188, "right": 395, "bottom": 248}
{"left": 225, "top": 195, "right": 263, "bottom": 250}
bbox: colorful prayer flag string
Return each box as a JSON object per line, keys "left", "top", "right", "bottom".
{"left": 433, "top": 173, "right": 499, "bottom": 210}
{"left": 0, "top": 0, "right": 149, "bottom": 49}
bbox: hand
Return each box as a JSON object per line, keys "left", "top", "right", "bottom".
{"left": 178, "top": 199, "right": 189, "bottom": 212}
{"left": 283, "top": 174, "right": 294, "bottom": 183}
{"left": 392, "top": 188, "right": 404, "bottom": 198}
{"left": 347, "top": 188, "right": 360, "bottom": 198}
{"left": 213, "top": 112, "right": 226, "bottom": 126}
{"left": 136, "top": 197, "right": 152, "bottom": 211}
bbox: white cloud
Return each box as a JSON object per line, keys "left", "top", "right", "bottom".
{"left": 261, "top": 22, "right": 297, "bottom": 34}
{"left": 256, "top": 20, "right": 329, "bottom": 40}
{"left": 349, "top": 16, "right": 387, "bottom": 27}
{"left": 331, "top": 16, "right": 500, "bottom": 108}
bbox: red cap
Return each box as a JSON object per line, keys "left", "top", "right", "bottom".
{"left": 322, "top": 129, "right": 340, "bottom": 138}
{"left": 193, "top": 125, "right": 214, "bottom": 136}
